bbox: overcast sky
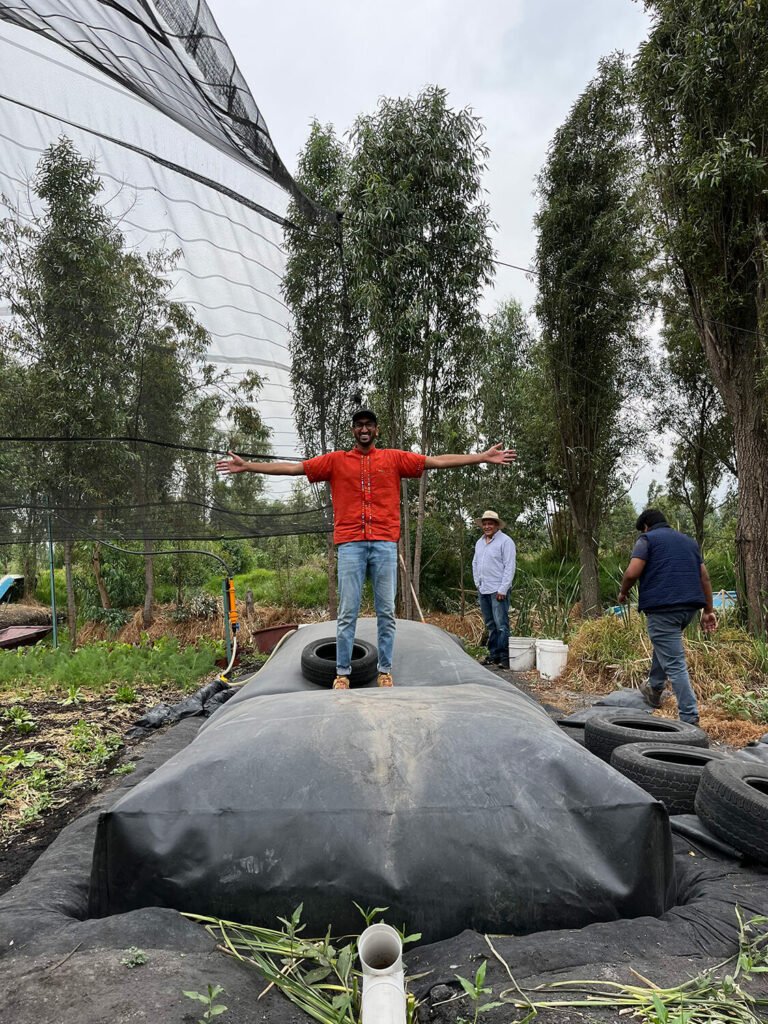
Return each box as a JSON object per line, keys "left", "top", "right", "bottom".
{"left": 213, "top": 0, "right": 651, "bottom": 314}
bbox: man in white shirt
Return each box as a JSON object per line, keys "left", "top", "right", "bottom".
{"left": 472, "top": 510, "right": 517, "bottom": 668}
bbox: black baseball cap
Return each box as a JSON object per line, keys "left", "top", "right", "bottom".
{"left": 352, "top": 408, "right": 377, "bottom": 425}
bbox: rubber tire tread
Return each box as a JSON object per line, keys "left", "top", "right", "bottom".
{"left": 584, "top": 710, "right": 709, "bottom": 763}
{"left": 300, "top": 637, "right": 378, "bottom": 687}
{"left": 695, "top": 759, "right": 768, "bottom": 864}
{"left": 610, "top": 742, "right": 729, "bottom": 814}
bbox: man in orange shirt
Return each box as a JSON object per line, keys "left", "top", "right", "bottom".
{"left": 217, "top": 409, "right": 516, "bottom": 688}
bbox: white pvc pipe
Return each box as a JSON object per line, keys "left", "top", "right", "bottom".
{"left": 358, "top": 923, "right": 406, "bottom": 1024}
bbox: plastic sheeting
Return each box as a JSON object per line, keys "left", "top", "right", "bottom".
{"left": 89, "top": 621, "right": 675, "bottom": 941}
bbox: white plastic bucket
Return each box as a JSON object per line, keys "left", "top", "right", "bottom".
{"left": 508, "top": 637, "right": 536, "bottom": 671}
{"left": 536, "top": 639, "right": 568, "bottom": 680}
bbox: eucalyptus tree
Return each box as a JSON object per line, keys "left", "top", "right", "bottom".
{"left": 282, "top": 121, "right": 366, "bottom": 614}
{"left": 347, "top": 86, "right": 494, "bottom": 607}
{"left": 635, "top": 0, "right": 768, "bottom": 631}
{"left": 0, "top": 138, "right": 133, "bottom": 641}
{"left": 656, "top": 291, "right": 734, "bottom": 549}
{"left": 473, "top": 300, "right": 557, "bottom": 531}
{"left": 116, "top": 247, "right": 214, "bottom": 626}
{"left": 0, "top": 139, "right": 223, "bottom": 633}
{"left": 535, "top": 54, "right": 653, "bottom": 617}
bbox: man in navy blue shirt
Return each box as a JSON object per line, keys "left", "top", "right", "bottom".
{"left": 618, "top": 509, "right": 717, "bottom": 725}
{"left": 473, "top": 510, "right": 516, "bottom": 669}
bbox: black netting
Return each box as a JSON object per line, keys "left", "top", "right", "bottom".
{"left": 0, "top": 438, "right": 332, "bottom": 545}
{"left": 0, "top": 0, "right": 324, "bottom": 220}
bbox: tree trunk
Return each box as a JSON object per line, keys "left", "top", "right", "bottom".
{"left": 91, "top": 542, "right": 112, "bottom": 609}
{"left": 575, "top": 524, "right": 601, "bottom": 618}
{"left": 458, "top": 512, "right": 466, "bottom": 618}
{"left": 411, "top": 472, "right": 428, "bottom": 608}
{"left": 732, "top": 418, "right": 768, "bottom": 633}
{"left": 698, "top": 315, "right": 768, "bottom": 632}
{"left": 63, "top": 539, "right": 77, "bottom": 647}
{"left": 22, "top": 543, "right": 37, "bottom": 601}
{"left": 400, "top": 480, "right": 413, "bottom": 619}
{"left": 143, "top": 538, "right": 154, "bottom": 628}
{"left": 325, "top": 483, "right": 337, "bottom": 618}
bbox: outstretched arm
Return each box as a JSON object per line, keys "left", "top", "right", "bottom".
{"left": 424, "top": 443, "right": 517, "bottom": 470}
{"left": 216, "top": 451, "right": 305, "bottom": 476}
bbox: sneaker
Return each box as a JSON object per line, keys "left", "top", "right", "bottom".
{"left": 481, "top": 656, "right": 498, "bottom": 666}
{"left": 641, "top": 682, "right": 663, "bottom": 708}
{"left": 377, "top": 672, "right": 394, "bottom": 688}
{"left": 332, "top": 676, "right": 350, "bottom": 690}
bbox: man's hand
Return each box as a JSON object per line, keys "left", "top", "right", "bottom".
{"left": 617, "top": 591, "right": 628, "bottom": 605}
{"left": 482, "top": 443, "right": 517, "bottom": 465}
{"left": 496, "top": 592, "right": 506, "bottom": 601}
{"left": 216, "top": 450, "right": 247, "bottom": 475}
{"left": 701, "top": 610, "right": 717, "bottom": 634}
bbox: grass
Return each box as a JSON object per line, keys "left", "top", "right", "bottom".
{"left": 0, "top": 635, "right": 222, "bottom": 696}
{"left": 205, "top": 565, "right": 328, "bottom": 610}
{"left": 492, "top": 907, "right": 768, "bottom": 1022}
{"left": 562, "top": 611, "right": 767, "bottom": 702}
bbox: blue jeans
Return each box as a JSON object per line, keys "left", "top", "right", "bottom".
{"left": 646, "top": 609, "right": 699, "bottom": 723}
{"left": 336, "top": 541, "right": 398, "bottom": 675}
{"left": 478, "top": 591, "right": 510, "bottom": 665}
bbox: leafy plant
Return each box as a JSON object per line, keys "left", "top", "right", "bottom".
{"left": 353, "top": 902, "right": 389, "bottom": 928}
{"left": 69, "top": 720, "right": 122, "bottom": 765}
{"left": 60, "top": 683, "right": 84, "bottom": 706}
{"left": 712, "top": 686, "right": 768, "bottom": 724}
{"left": 93, "top": 608, "right": 130, "bottom": 634}
{"left": 121, "top": 947, "right": 148, "bottom": 968}
{"left": 110, "top": 762, "right": 136, "bottom": 776}
{"left": 183, "top": 984, "right": 228, "bottom": 1023}
{"left": 3, "top": 705, "right": 36, "bottom": 734}
{"left": 113, "top": 684, "right": 137, "bottom": 704}
{"left": 455, "top": 961, "right": 503, "bottom": 1024}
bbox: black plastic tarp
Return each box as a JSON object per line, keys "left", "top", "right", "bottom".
{"left": 89, "top": 620, "right": 675, "bottom": 942}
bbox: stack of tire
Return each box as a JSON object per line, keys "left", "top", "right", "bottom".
{"left": 582, "top": 710, "right": 768, "bottom": 865}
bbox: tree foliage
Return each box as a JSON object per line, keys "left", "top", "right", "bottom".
{"left": 347, "top": 86, "right": 495, "bottom": 605}
{"left": 535, "top": 54, "right": 653, "bottom": 615}
{"left": 656, "top": 289, "right": 734, "bottom": 548}
{"left": 635, "top": 0, "right": 768, "bottom": 631}
{"left": 0, "top": 138, "right": 242, "bottom": 635}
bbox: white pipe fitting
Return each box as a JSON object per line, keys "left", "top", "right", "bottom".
{"left": 358, "top": 923, "right": 406, "bottom": 1024}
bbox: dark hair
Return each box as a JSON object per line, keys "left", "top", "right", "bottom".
{"left": 635, "top": 508, "right": 668, "bottom": 531}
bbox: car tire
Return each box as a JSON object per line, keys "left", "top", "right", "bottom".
{"left": 300, "top": 637, "right": 378, "bottom": 687}
{"left": 584, "top": 710, "right": 709, "bottom": 762}
{"left": 695, "top": 759, "right": 768, "bottom": 863}
{"left": 610, "top": 742, "right": 729, "bottom": 814}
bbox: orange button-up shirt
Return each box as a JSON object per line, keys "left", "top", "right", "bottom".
{"left": 303, "top": 447, "right": 426, "bottom": 544}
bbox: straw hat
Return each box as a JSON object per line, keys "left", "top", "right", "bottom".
{"left": 474, "top": 509, "right": 505, "bottom": 529}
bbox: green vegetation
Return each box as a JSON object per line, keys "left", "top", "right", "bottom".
{"left": 186, "top": 904, "right": 421, "bottom": 1024}
{"left": 183, "top": 985, "right": 228, "bottom": 1023}
{"left": 121, "top": 948, "right": 148, "bottom": 969}
{"left": 0, "top": 636, "right": 221, "bottom": 695}
{"left": 69, "top": 720, "right": 122, "bottom": 766}
{"left": 493, "top": 907, "right": 768, "bottom": 1022}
